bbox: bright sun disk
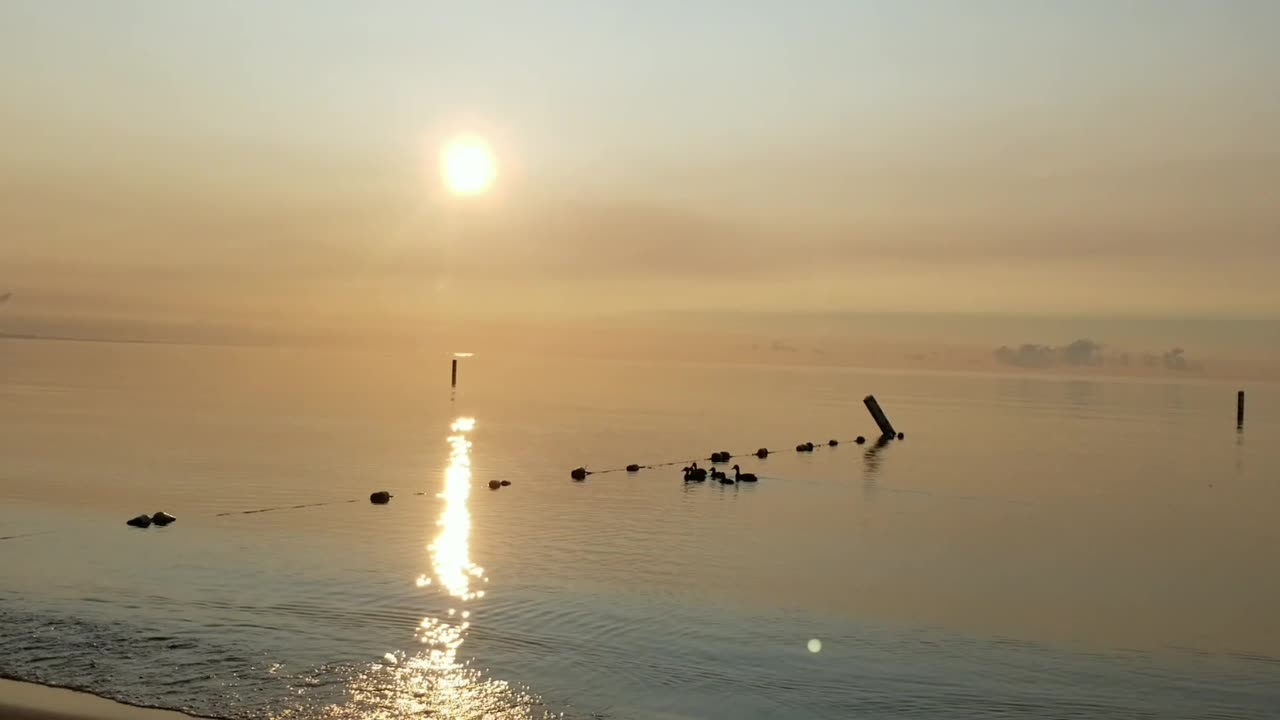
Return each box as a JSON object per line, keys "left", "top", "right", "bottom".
{"left": 440, "top": 137, "right": 496, "bottom": 196}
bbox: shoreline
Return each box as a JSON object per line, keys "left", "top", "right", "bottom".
{"left": 0, "top": 679, "right": 201, "bottom": 720}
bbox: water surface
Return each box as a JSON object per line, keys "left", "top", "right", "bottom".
{"left": 1, "top": 339, "right": 1277, "bottom": 718}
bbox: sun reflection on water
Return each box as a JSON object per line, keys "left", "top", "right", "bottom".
{"left": 430, "top": 417, "right": 485, "bottom": 604}
{"left": 313, "top": 417, "right": 551, "bottom": 720}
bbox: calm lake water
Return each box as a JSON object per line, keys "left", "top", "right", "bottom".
{"left": 1, "top": 338, "right": 1278, "bottom": 719}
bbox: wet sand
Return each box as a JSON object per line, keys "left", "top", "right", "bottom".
{"left": 0, "top": 680, "right": 195, "bottom": 720}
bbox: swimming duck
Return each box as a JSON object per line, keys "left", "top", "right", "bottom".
{"left": 682, "top": 464, "right": 707, "bottom": 482}
{"left": 709, "top": 467, "right": 728, "bottom": 482}
{"left": 732, "top": 465, "right": 758, "bottom": 483}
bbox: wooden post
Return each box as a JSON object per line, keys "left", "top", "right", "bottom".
{"left": 863, "top": 395, "right": 897, "bottom": 439}
{"left": 451, "top": 359, "right": 458, "bottom": 388}
{"left": 1237, "top": 390, "right": 1244, "bottom": 428}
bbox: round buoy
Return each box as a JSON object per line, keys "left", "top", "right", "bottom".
{"left": 756, "top": 448, "right": 769, "bottom": 458}
{"left": 897, "top": 432, "right": 905, "bottom": 440}
{"left": 488, "top": 480, "right": 501, "bottom": 490}
{"left": 370, "top": 491, "right": 392, "bottom": 504}
{"left": 828, "top": 439, "right": 838, "bottom": 447}
{"left": 500, "top": 480, "right": 511, "bottom": 486}
{"left": 626, "top": 464, "right": 641, "bottom": 472}
{"left": 855, "top": 436, "right": 866, "bottom": 445}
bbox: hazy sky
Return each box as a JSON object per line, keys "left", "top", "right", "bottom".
{"left": 2, "top": 1, "right": 1278, "bottom": 332}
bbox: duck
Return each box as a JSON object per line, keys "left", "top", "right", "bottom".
{"left": 709, "top": 451, "right": 731, "bottom": 463}
{"left": 709, "top": 467, "right": 728, "bottom": 482}
{"left": 732, "top": 465, "right": 758, "bottom": 483}
{"left": 717, "top": 474, "right": 735, "bottom": 485}
{"left": 682, "top": 464, "right": 707, "bottom": 482}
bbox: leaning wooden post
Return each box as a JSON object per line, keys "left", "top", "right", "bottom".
{"left": 451, "top": 359, "right": 458, "bottom": 388}
{"left": 1237, "top": 390, "right": 1245, "bottom": 428}
{"left": 863, "top": 394, "right": 897, "bottom": 439}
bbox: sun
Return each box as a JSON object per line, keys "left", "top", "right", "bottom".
{"left": 440, "top": 136, "right": 496, "bottom": 196}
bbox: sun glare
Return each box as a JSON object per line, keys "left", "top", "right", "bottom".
{"left": 440, "top": 137, "right": 496, "bottom": 196}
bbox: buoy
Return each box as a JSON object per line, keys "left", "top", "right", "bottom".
{"left": 796, "top": 444, "right": 806, "bottom": 452}
{"left": 828, "top": 439, "right": 839, "bottom": 446}
{"left": 626, "top": 464, "right": 641, "bottom": 472}
{"left": 855, "top": 436, "right": 866, "bottom": 445}
{"left": 710, "top": 451, "right": 731, "bottom": 463}
{"left": 571, "top": 467, "right": 588, "bottom": 480}
{"left": 151, "top": 511, "right": 176, "bottom": 526}
{"left": 756, "top": 448, "right": 769, "bottom": 458}
{"left": 500, "top": 480, "right": 511, "bottom": 486}
{"left": 488, "top": 480, "right": 501, "bottom": 490}
{"left": 126, "top": 514, "right": 152, "bottom": 528}
{"left": 370, "top": 491, "right": 392, "bottom": 504}
{"left": 897, "top": 432, "right": 905, "bottom": 440}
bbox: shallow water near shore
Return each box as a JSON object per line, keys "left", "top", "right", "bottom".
{"left": 2, "top": 338, "right": 1278, "bottom": 718}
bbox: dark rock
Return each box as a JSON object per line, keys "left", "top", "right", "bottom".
{"left": 150, "top": 512, "right": 176, "bottom": 526}
{"left": 369, "top": 491, "right": 392, "bottom": 504}
{"left": 126, "top": 514, "right": 151, "bottom": 528}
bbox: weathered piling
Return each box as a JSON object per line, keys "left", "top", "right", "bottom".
{"left": 863, "top": 395, "right": 897, "bottom": 438}
{"left": 1237, "top": 390, "right": 1245, "bottom": 428}
{"left": 451, "top": 359, "right": 458, "bottom": 388}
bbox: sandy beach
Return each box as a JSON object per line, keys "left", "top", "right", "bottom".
{"left": 0, "top": 680, "right": 195, "bottom": 720}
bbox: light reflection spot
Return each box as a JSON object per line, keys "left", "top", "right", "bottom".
{"left": 808, "top": 638, "right": 823, "bottom": 653}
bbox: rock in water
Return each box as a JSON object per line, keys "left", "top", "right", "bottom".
{"left": 126, "top": 514, "right": 152, "bottom": 528}
{"left": 488, "top": 480, "right": 502, "bottom": 490}
{"left": 151, "top": 512, "right": 176, "bottom": 526}
{"left": 370, "top": 491, "right": 392, "bottom": 504}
